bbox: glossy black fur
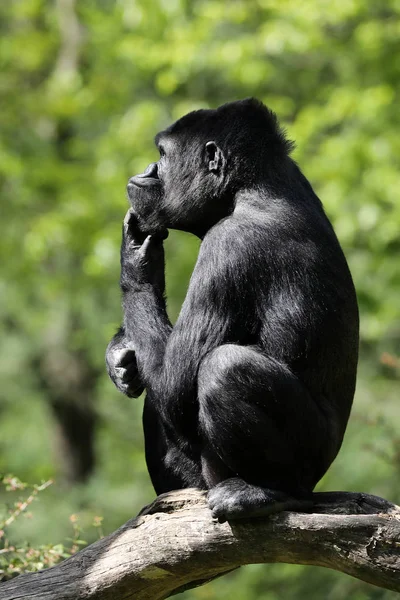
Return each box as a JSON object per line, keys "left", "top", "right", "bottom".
{"left": 106, "top": 99, "right": 359, "bottom": 522}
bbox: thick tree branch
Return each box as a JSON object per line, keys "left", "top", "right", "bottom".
{"left": 0, "top": 489, "right": 399, "bottom": 600}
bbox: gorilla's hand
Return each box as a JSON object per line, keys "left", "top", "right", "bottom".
{"left": 120, "top": 209, "right": 168, "bottom": 294}
{"left": 105, "top": 332, "right": 144, "bottom": 398}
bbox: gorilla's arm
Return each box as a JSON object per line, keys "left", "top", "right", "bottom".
{"left": 121, "top": 213, "right": 239, "bottom": 428}
{"left": 106, "top": 211, "right": 169, "bottom": 397}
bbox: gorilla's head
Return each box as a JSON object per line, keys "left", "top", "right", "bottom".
{"left": 127, "top": 98, "right": 293, "bottom": 238}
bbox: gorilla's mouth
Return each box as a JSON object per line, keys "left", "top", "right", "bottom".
{"left": 128, "top": 162, "right": 160, "bottom": 188}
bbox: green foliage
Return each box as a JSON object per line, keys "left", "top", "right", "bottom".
{"left": 0, "top": 0, "right": 399, "bottom": 598}
{"left": 0, "top": 476, "right": 80, "bottom": 580}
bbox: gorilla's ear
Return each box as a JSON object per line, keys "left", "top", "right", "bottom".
{"left": 205, "top": 141, "right": 225, "bottom": 173}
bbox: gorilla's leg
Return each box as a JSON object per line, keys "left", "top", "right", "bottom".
{"left": 143, "top": 394, "right": 205, "bottom": 495}
{"left": 198, "top": 344, "right": 336, "bottom": 521}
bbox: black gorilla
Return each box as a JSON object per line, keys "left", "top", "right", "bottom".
{"left": 106, "top": 98, "right": 359, "bottom": 522}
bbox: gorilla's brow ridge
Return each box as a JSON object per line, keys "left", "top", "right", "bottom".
{"left": 154, "top": 132, "right": 165, "bottom": 147}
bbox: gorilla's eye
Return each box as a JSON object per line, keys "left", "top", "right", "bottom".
{"left": 159, "top": 145, "right": 166, "bottom": 158}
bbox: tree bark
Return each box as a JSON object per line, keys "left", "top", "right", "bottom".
{"left": 0, "top": 489, "right": 399, "bottom": 600}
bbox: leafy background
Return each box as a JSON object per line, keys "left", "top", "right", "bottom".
{"left": 0, "top": 0, "right": 399, "bottom": 597}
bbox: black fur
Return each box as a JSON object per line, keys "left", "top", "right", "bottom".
{"left": 106, "top": 99, "right": 359, "bottom": 522}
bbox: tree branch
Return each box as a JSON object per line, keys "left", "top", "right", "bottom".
{"left": 0, "top": 489, "right": 399, "bottom": 600}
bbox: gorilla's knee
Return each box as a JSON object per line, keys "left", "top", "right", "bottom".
{"left": 198, "top": 344, "right": 245, "bottom": 403}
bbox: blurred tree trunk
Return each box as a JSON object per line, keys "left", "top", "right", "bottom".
{"left": 37, "top": 343, "right": 98, "bottom": 484}
{"left": 35, "top": 0, "right": 97, "bottom": 485}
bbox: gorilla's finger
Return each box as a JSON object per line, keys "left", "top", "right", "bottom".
{"left": 123, "top": 208, "right": 136, "bottom": 227}
{"left": 139, "top": 235, "right": 153, "bottom": 258}
{"left": 152, "top": 229, "right": 169, "bottom": 242}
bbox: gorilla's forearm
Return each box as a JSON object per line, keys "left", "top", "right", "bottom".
{"left": 105, "top": 281, "right": 170, "bottom": 399}
{"left": 122, "top": 285, "right": 172, "bottom": 386}
{"left": 111, "top": 211, "right": 174, "bottom": 396}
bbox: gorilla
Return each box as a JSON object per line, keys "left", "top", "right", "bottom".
{"left": 106, "top": 98, "right": 359, "bottom": 522}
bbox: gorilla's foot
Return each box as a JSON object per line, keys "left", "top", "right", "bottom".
{"left": 207, "top": 477, "right": 313, "bottom": 523}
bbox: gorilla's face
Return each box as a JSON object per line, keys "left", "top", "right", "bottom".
{"left": 127, "top": 118, "right": 231, "bottom": 238}
{"left": 127, "top": 100, "right": 292, "bottom": 237}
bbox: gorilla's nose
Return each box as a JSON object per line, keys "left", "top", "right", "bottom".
{"left": 137, "top": 163, "right": 158, "bottom": 179}
{"left": 128, "top": 163, "right": 159, "bottom": 188}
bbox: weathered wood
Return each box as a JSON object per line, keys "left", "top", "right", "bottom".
{"left": 0, "top": 489, "right": 399, "bottom": 600}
